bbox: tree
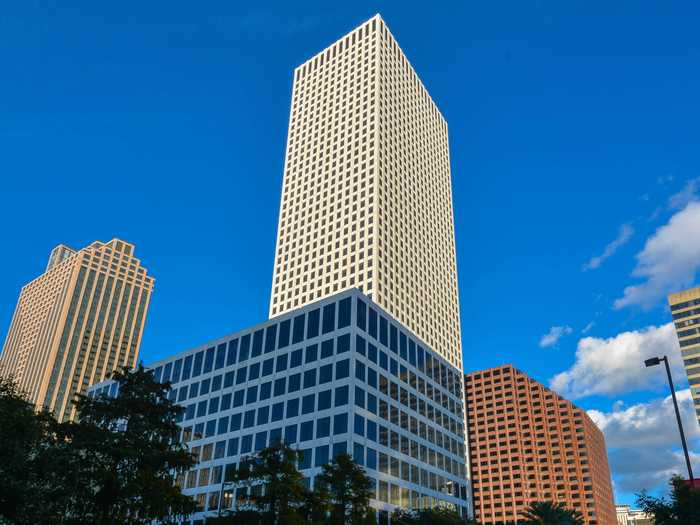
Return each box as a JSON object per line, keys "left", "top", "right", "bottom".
{"left": 59, "top": 364, "right": 197, "bottom": 524}
{"left": 316, "top": 453, "right": 376, "bottom": 525}
{"left": 636, "top": 475, "right": 700, "bottom": 525}
{"left": 520, "top": 501, "right": 584, "bottom": 525}
{"left": 391, "top": 507, "right": 477, "bottom": 525}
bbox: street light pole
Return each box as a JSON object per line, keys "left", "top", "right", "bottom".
{"left": 645, "top": 355, "right": 694, "bottom": 481}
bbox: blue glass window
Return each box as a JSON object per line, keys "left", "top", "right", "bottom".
{"left": 172, "top": 359, "right": 183, "bottom": 383}
{"left": 355, "top": 386, "right": 365, "bottom": 408}
{"left": 337, "top": 334, "right": 350, "bottom": 354}
{"left": 240, "top": 435, "right": 252, "bottom": 454}
{"left": 315, "top": 445, "right": 329, "bottom": 467}
{"left": 356, "top": 335, "right": 366, "bottom": 356}
{"left": 249, "top": 362, "right": 260, "bottom": 381}
{"left": 290, "top": 349, "right": 302, "bottom": 368}
{"left": 227, "top": 437, "right": 239, "bottom": 456}
{"left": 285, "top": 424, "right": 298, "bottom": 444}
{"left": 333, "top": 442, "right": 347, "bottom": 458}
{"left": 379, "top": 317, "right": 388, "bottom": 346}
{"left": 288, "top": 373, "right": 301, "bottom": 392}
{"left": 318, "top": 389, "right": 332, "bottom": 410}
{"left": 205, "top": 419, "right": 216, "bottom": 437}
{"left": 153, "top": 366, "right": 163, "bottom": 384}
{"left": 335, "top": 385, "right": 349, "bottom": 406}
{"left": 316, "top": 417, "right": 330, "bottom": 438}
{"left": 379, "top": 352, "right": 388, "bottom": 371}
{"left": 196, "top": 401, "right": 207, "bottom": 418}
{"left": 252, "top": 329, "right": 263, "bottom": 358}
{"left": 182, "top": 355, "right": 193, "bottom": 380}
{"left": 366, "top": 420, "right": 376, "bottom": 442}
{"left": 300, "top": 421, "right": 314, "bottom": 441}
{"left": 357, "top": 299, "right": 366, "bottom": 330}
{"left": 274, "top": 378, "right": 286, "bottom": 396}
{"left": 305, "top": 344, "right": 318, "bottom": 363}
{"left": 299, "top": 448, "right": 312, "bottom": 469}
{"left": 334, "top": 413, "right": 348, "bottom": 435}
{"left": 292, "top": 314, "right": 305, "bottom": 344}
{"left": 243, "top": 410, "right": 255, "bottom": 428}
{"left": 185, "top": 404, "right": 195, "bottom": 420}
{"left": 208, "top": 397, "right": 220, "bottom": 414}
{"left": 321, "top": 339, "right": 334, "bottom": 359}
{"left": 221, "top": 393, "right": 231, "bottom": 411}
{"left": 203, "top": 347, "right": 215, "bottom": 374}
{"left": 255, "top": 431, "right": 267, "bottom": 451}
{"left": 367, "top": 368, "right": 377, "bottom": 388}
{"left": 200, "top": 378, "right": 211, "bottom": 395}
{"left": 233, "top": 390, "right": 244, "bottom": 407}
{"left": 215, "top": 343, "right": 227, "bottom": 370}
{"left": 356, "top": 361, "right": 366, "bottom": 381}
{"left": 319, "top": 364, "right": 332, "bottom": 384}
{"left": 246, "top": 386, "right": 258, "bottom": 404}
{"left": 390, "top": 359, "right": 398, "bottom": 377}
{"left": 303, "top": 369, "right": 316, "bottom": 389}
{"left": 227, "top": 339, "right": 238, "bottom": 366}
{"left": 338, "top": 297, "right": 351, "bottom": 329}
{"left": 408, "top": 339, "right": 416, "bottom": 366}
{"left": 322, "top": 303, "right": 335, "bottom": 334}
{"left": 269, "top": 428, "right": 282, "bottom": 445}
{"left": 368, "top": 343, "right": 378, "bottom": 364}
{"left": 390, "top": 325, "right": 398, "bottom": 354}
{"left": 354, "top": 414, "right": 365, "bottom": 436}
{"left": 224, "top": 371, "right": 234, "bottom": 388}
{"left": 212, "top": 375, "right": 222, "bottom": 392}
{"left": 217, "top": 416, "right": 229, "bottom": 435}
{"left": 230, "top": 413, "right": 242, "bottom": 432}
{"left": 236, "top": 367, "right": 247, "bottom": 385}
{"left": 278, "top": 319, "right": 291, "bottom": 349}
{"left": 301, "top": 394, "right": 315, "bottom": 414}
{"left": 276, "top": 354, "right": 288, "bottom": 372}
{"left": 271, "top": 402, "right": 284, "bottom": 421}
{"left": 307, "top": 309, "right": 320, "bottom": 339}
{"left": 257, "top": 406, "right": 269, "bottom": 425}
{"left": 162, "top": 362, "right": 172, "bottom": 383}
{"left": 336, "top": 359, "right": 350, "bottom": 379}
{"left": 353, "top": 443, "right": 364, "bottom": 465}
{"left": 366, "top": 448, "right": 377, "bottom": 469}
{"left": 260, "top": 382, "right": 272, "bottom": 400}
{"left": 177, "top": 387, "right": 187, "bottom": 402}
{"left": 265, "top": 325, "right": 277, "bottom": 354}
{"left": 239, "top": 334, "right": 251, "bottom": 362}
{"left": 368, "top": 308, "right": 377, "bottom": 338}
{"left": 417, "top": 346, "right": 425, "bottom": 371}
{"left": 262, "top": 358, "right": 274, "bottom": 376}
{"left": 286, "top": 398, "right": 299, "bottom": 418}
{"left": 194, "top": 423, "right": 204, "bottom": 440}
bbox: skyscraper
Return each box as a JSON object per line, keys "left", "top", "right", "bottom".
{"left": 668, "top": 286, "right": 700, "bottom": 428}
{"left": 270, "top": 14, "right": 462, "bottom": 370}
{"left": 465, "top": 365, "right": 616, "bottom": 525}
{"left": 0, "top": 238, "right": 154, "bottom": 421}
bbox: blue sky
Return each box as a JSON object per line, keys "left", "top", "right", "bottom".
{"left": 2, "top": 0, "right": 699, "bottom": 505}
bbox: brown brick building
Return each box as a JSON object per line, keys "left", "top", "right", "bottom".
{"left": 464, "top": 365, "right": 615, "bottom": 525}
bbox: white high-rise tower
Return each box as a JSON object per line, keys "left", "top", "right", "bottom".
{"left": 270, "top": 14, "right": 462, "bottom": 369}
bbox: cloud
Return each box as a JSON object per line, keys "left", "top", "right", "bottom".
{"left": 539, "top": 326, "right": 573, "bottom": 348}
{"left": 614, "top": 201, "right": 700, "bottom": 309}
{"left": 583, "top": 223, "right": 635, "bottom": 271}
{"left": 581, "top": 321, "right": 595, "bottom": 334}
{"left": 588, "top": 390, "right": 700, "bottom": 493}
{"left": 549, "top": 323, "right": 686, "bottom": 399}
{"left": 668, "top": 177, "right": 700, "bottom": 211}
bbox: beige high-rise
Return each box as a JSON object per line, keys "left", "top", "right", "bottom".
{"left": 0, "top": 238, "right": 154, "bottom": 421}
{"left": 270, "top": 14, "right": 463, "bottom": 369}
{"left": 668, "top": 286, "right": 700, "bottom": 428}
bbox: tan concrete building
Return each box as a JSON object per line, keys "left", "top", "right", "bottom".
{"left": 465, "top": 365, "right": 616, "bottom": 525}
{"left": 615, "top": 505, "right": 652, "bottom": 525}
{"left": 269, "top": 14, "right": 463, "bottom": 369}
{"left": 0, "top": 238, "right": 153, "bottom": 421}
{"left": 668, "top": 286, "right": 700, "bottom": 429}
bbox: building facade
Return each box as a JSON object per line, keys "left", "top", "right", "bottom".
{"left": 0, "top": 238, "right": 153, "bottom": 421}
{"left": 465, "top": 365, "right": 615, "bottom": 525}
{"left": 90, "top": 289, "right": 470, "bottom": 522}
{"left": 269, "top": 14, "right": 463, "bottom": 370}
{"left": 615, "top": 505, "right": 652, "bottom": 525}
{"left": 668, "top": 287, "right": 700, "bottom": 428}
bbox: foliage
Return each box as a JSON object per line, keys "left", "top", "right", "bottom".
{"left": 391, "top": 507, "right": 477, "bottom": 525}
{"left": 636, "top": 475, "right": 700, "bottom": 525}
{"left": 0, "top": 365, "right": 197, "bottom": 525}
{"left": 316, "top": 453, "right": 376, "bottom": 525}
{"left": 520, "top": 501, "right": 584, "bottom": 525}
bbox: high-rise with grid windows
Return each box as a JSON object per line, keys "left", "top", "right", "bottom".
{"left": 270, "top": 14, "right": 462, "bottom": 370}
{"left": 0, "top": 238, "right": 154, "bottom": 421}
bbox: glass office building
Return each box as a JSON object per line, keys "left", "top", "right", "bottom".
{"left": 89, "top": 289, "right": 470, "bottom": 522}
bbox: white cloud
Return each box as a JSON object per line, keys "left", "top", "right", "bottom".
{"left": 583, "top": 223, "right": 634, "bottom": 271}
{"left": 539, "top": 326, "right": 573, "bottom": 348}
{"left": 581, "top": 321, "right": 595, "bottom": 334}
{"left": 588, "top": 390, "right": 700, "bottom": 493}
{"left": 614, "top": 201, "right": 700, "bottom": 309}
{"left": 549, "top": 323, "right": 685, "bottom": 399}
{"left": 668, "top": 177, "right": 700, "bottom": 210}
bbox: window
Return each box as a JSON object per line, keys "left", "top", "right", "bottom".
{"left": 357, "top": 299, "right": 366, "bottom": 330}
{"left": 299, "top": 448, "right": 312, "bottom": 469}
{"left": 239, "top": 334, "right": 251, "bottom": 362}
{"left": 193, "top": 351, "right": 204, "bottom": 377}
{"left": 355, "top": 414, "right": 365, "bottom": 436}
{"left": 203, "top": 347, "right": 215, "bottom": 374}
{"left": 336, "top": 359, "right": 350, "bottom": 379}
{"left": 227, "top": 437, "right": 239, "bottom": 456}
{"left": 317, "top": 417, "right": 331, "bottom": 438}
{"left": 276, "top": 354, "right": 288, "bottom": 372}
{"left": 274, "top": 378, "right": 286, "bottom": 396}
{"left": 200, "top": 378, "right": 211, "bottom": 395}
{"left": 278, "top": 319, "right": 291, "bottom": 349}
{"left": 338, "top": 297, "right": 351, "bottom": 328}
{"left": 288, "top": 373, "right": 301, "bottom": 392}
{"left": 321, "top": 339, "right": 334, "bottom": 358}
{"left": 224, "top": 371, "right": 234, "bottom": 388}
{"left": 246, "top": 386, "right": 258, "bottom": 404}
{"left": 230, "top": 413, "right": 241, "bottom": 432}
{"left": 337, "top": 333, "right": 350, "bottom": 353}
{"left": 252, "top": 330, "right": 263, "bottom": 357}
{"left": 319, "top": 364, "right": 333, "bottom": 384}
{"left": 355, "top": 386, "right": 365, "bottom": 408}
{"left": 334, "top": 413, "right": 348, "bottom": 435}
{"left": 257, "top": 406, "right": 269, "bottom": 425}
{"left": 318, "top": 390, "right": 332, "bottom": 410}
{"left": 227, "top": 339, "right": 238, "bottom": 366}
{"left": 335, "top": 385, "right": 349, "bottom": 406}
{"left": 307, "top": 309, "right": 320, "bottom": 338}
{"left": 292, "top": 314, "right": 305, "bottom": 344}
{"left": 315, "top": 445, "right": 329, "bottom": 467}
{"left": 302, "top": 394, "right": 315, "bottom": 414}
{"left": 322, "top": 303, "right": 336, "bottom": 334}
{"left": 208, "top": 397, "right": 220, "bottom": 415}
{"left": 236, "top": 367, "right": 247, "bottom": 385}
{"left": 306, "top": 344, "right": 318, "bottom": 363}
{"left": 215, "top": 344, "right": 227, "bottom": 370}
{"left": 255, "top": 431, "right": 267, "bottom": 451}
{"left": 300, "top": 421, "right": 314, "bottom": 441}
{"left": 290, "top": 349, "right": 303, "bottom": 368}
{"left": 262, "top": 358, "right": 274, "bottom": 376}
{"left": 260, "top": 382, "right": 272, "bottom": 400}
{"left": 265, "top": 325, "right": 277, "bottom": 353}
{"left": 354, "top": 443, "right": 365, "bottom": 465}
{"left": 304, "top": 369, "right": 317, "bottom": 389}
{"left": 233, "top": 390, "right": 244, "bottom": 408}
{"left": 286, "top": 398, "right": 300, "bottom": 418}
{"left": 367, "top": 420, "right": 377, "bottom": 441}
{"left": 243, "top": 410, "right": 255, "bottom": 428}
{"left": 271, "top": 402, "right": 284, "bottom": 422}
{"left": 217, "top": 417, "right": 228, "bottom": 435}
{"left": 285, "top": 424, "right": 298, "bottom": 444}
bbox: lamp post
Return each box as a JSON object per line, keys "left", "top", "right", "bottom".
{"left": 644, "top": 355, "right": 694, "bottom": 481}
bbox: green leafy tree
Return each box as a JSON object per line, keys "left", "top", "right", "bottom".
{"left": 299, "top": 478, "right": 331, "bottom": 525}
{"left": 59, "top": 364, "right": 197, "bottom": 524}
{"left": 636, "top": 475, "right": 700, "bottom": 525}
{"left": 520, "top": 501, "right": 584, "bottom": 525}
{"left": 316, "top": 453, "right": 376, "bottom": 525}
{"left": 391, "top": 507, "right": 477, "bottom": 525}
